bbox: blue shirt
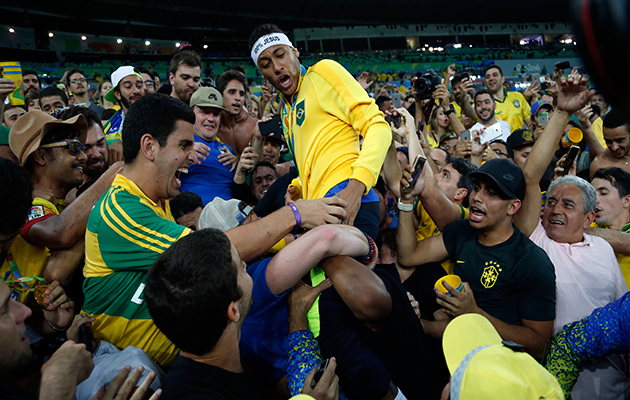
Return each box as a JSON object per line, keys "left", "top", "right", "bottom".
{"left": 240, "top": 258, "right": 290, "bottom": 381}
{"left": 180, "top": 137, "right": 235, "bottom": 204}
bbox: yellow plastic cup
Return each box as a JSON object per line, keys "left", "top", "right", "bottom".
{"left": 435, "top": 275, "right": 465, "bottom": 297}
{"left": 562, "top": 127, "right": 583, "bottom": 148}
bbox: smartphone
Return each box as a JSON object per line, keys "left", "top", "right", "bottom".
{"left": 479, "top": 122, "right": 503, "bottom": 144}
{"left": 79, "top": 324, "right": 93, "bottom": 353}
{"left": 259, "top": 115, "right": 283, "bottom": 137}
{"left": 538, "top": 112, "right": 549, "bottom": 126}
{"left": 460, "top": 129, "right": 471, "bottom": 141}
{"left": 310, "top": 359, "right": 330, "bottom": 388}
{"left": 556, "top": 61, "right": 571, "bottom": 70}
{"left": 0, "top": 62, "right": 25, "bottom": 106}
{"left": 531, "top": 73, "right": 540, "bottom": 85}
{"left": 403, "top": 155, "right": 427, "bottom": 194}
{"left": 560, "top": 145, "right": 580, "bottom": 176}
{"left": 461, "top": 72, "right": 470, "bottom": 80}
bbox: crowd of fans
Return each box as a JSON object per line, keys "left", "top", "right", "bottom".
{"left": 2, "top": 21, "right": 630, "bottom": 400}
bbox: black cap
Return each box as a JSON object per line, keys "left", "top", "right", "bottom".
{"left": 506, "top": 129, "right": 536, "bottom": 150}
{"left": 469, "top": 158, "right": 526, "bottom": 201}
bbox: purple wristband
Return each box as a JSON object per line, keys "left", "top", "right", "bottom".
{"left": 288, "top": 203, "right": 301, "bottom": 229}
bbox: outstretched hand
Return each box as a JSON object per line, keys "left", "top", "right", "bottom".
{"left": 556, "top": 68, "right": 596, "bottom": 114}
{"left": 357, "top": 72, "right": 374, "bottom": 90}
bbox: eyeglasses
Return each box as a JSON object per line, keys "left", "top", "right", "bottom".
{"left": 70, "top": 78, "right": 87, "bottom": 84}
{"left": 144, "top": 80, "right": 155, "bottom": 87}
{"left": 493, "top": 148, "right": 509, "bottom": 157}
{"left": 40, "top": 141, "right": 84, "bottom": 156}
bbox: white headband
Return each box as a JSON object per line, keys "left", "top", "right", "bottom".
{"left": 251, "top": 33, "right": 294, "bottom": 66}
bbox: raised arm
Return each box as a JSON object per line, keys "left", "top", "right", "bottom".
{"left": 27, "top": 162, "right": 123, "bottom": 249}
{"left": 516, "top": 69, "right": 595, "bottom": 237}
{"left": 585, "top": 228, "right": 630, "bottom": 255}
{"left": 266, "top": 225, "right": 370, "bottom": 295}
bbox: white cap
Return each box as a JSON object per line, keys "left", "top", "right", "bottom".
{"left": 105, "top": 66, "right": 142, "bottom": 103}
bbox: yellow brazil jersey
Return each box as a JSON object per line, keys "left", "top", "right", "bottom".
{"left": 592, "top": 222, "right": 630, "bottom": 287}
{"left": 2, "top": 198, "right": 59, "bottom": 304}
{"left": 494, "top": 90, "right": 531, "bottom": 132}
{"left": 415, "top": 199, "right": 469, "bottom": 274}
{"left": 281, "top": 61, "right": 391, "bottom": 200}
{"left": 83, "top": 174, "right": 191, "bottom": 367}
{"left": 591, "top": 116, "right": 607, "bottom": 148}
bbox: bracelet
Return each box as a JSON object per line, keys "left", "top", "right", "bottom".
{"left": 288, "top": 203, "right": 301, "bottom": 229}
{"left": 47, "top": 320, "right": 67, "bottom": 332}
{"left": 358, "top": 232, "right": 376, "bottom": 265}
{"left": 397, "top": 199, "right": 414, "bottom": 212}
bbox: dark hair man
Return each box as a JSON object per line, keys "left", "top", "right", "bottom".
{"left": 375, "top": 95, "right": 393, "bottom": 113}
{"left": 40, "top": 87, "right": 68, "bottom": 114}
{"left": 471, "top": 89, "right": 512, "bottom": 141}
{"left": 103, "top": 66, "right": 145, "bottom": 142}
{"left": 590, "top": 111, "right": 630, "bottom": 177}
{"left": 2, "top": 104, "right": 26, "bottom": 130}
{"left": 170, "top": 191, "right": 204, "bottom": 230}
{"left": 587, "top": 167, "right": 630, "bottom": 287}
{"left": 249, "top": 23, "right": 390, "bottom": 240}
{"left": 169, "top": 49, "right": 202, "bottom": 106}
{"left": 516, "top": 70, "right": 628, "bottom": 399}
{"left": 216, "top": 69, "right": 259, "bottom": 156}
{"left": 146, "top": 228, "right": 341, "bottom": 400}
{"left": 66, "top": 68, "right": 105, "bottom": 118}
{"left": 136, "top": 66, "right": 156, "bottom": 94}
{"left": 22, "top": 69, "right": 41, "bottom": 93}
{"left": 397, "top": 158, "right": 556, "bottom": 358}
{"left": 484, "top": 64, "right": 532, "bottom": 132}
{"left": 59, "top": 107, "right": 110, "bottom": 190}
{"left": 82, "top": 93, "right": 347, "bottom": 367}
{"left": 180, "top": 86, "right": 236, "bottom": 204}
{"left": 251, "top": 161, "right": 278, "bottom": 202}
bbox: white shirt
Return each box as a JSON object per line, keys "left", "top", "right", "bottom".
{"left": 529, "top": 221, "right": 627, "bottom": 334}
{"left": 471, "top": 120, "right": 512, "bottom": 143}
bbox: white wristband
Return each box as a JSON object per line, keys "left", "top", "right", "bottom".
{"left": 397, "top": 199, "right": 414, "bottom": 212}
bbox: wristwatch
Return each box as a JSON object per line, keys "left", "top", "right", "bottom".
{"left": 397, "top": 199, "right": 414, "bottom": 212}
{"left": 444, "top": 104, "right": 455, "bottom": 116}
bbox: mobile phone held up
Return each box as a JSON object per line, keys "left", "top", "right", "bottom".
{"left": 560, "top": 145, "right": 580, "bottom": 176}
{"left": 460, "top": 129, "right": 471, "bottom": 142}
{"left": 311, "top": 359, "right": 330, "bottom": 388}
{"left": 259, "top": 115, "right": 283, "bottom": 137}
{"left": 403, "top": 155, "right": 427, "bottom": 194}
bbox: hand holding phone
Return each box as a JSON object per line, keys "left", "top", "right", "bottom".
{"left": 559, "top": 145, "right": 580, "bottom": 176}
{"left": 403, "top": 155, "right": 427, "bottom": 194}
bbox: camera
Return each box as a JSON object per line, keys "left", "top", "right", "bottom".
{"left": 414, "top": 69, "right": 442, "bottom": 100}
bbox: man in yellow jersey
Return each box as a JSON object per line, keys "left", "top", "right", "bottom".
{"left": 6, "top": 111, "right": 119, "bottom": 291}
{"left": 484, "top": 65, "right": 532, "bottom": 132}
{"left": 587, "top": 167, "right": 630, "bottom": 287}
{"left": 409, "top": 157, "right": 477, "bottom": 274}
{"left": 249, "top": 24, "right": 390, "bottom": 240}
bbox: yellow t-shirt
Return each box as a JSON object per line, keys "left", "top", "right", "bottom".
{"left": 281, "top": 60, "right": 390, "bottom": 200}
{"left": 494, "top": 90, "right": 531, "bottom": 132}
{"left": 415, "top": 200, "right": 469, "bottom": 274}
{"left": 591, "top": 116, "right": 607, "bottom": 148}
{"left": 2, "top": 198, "right": 59, "bottom": 304}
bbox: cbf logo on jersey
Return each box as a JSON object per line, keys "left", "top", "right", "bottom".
{"left": 513, "top": 100, "right": 521, "bottom": 108}
{"left": 481, "top": 260, "right": 502, "bottom": 289}
{"left": 296, "top": 99, "right": 306, "bottom": 127}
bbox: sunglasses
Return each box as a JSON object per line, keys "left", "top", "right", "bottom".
{"left": 40, "top": 140, "right": 84, "bottom": 156}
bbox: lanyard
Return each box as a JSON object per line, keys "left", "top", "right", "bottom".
{"left": 281, "top": 65, "right": 307, "bottom": 177}
{"left": 4, "top": 251, "right": 45, "bottom": 291}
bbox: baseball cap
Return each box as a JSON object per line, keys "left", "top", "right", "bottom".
{"left": 9, "top": 110, "right": 88, "bottom": 166}
{"left": 531, "top": 100, "right": 554, "bottom": 116}
{"left": 197, "top": 197, "right": 253, "bottom": 232}
{"left": 506, "top": 129, "right": 536, "bottom": 150}
{"left": 443, "top": 314, "right": 563, "bottom": 400}
{"left": 105, "top": 66, "right": 142, "bottom": 103}
{"left": 190, "top": 87, "right": 227, "bottom": 111}
{"left": 439, "top": 132, "right": 458, "bottom": 144}
{"left": 469, "top": 158, "right": 526, "bottom": 201}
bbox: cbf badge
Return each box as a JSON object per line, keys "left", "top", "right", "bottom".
{"left": 481, "top": 261, "right": 502, "bottom": 289}
{"left": 296, "top": 99, "right": 306, "bottom": 127}
{"left": 513, "top": 100, "right": 521, "bottom": 108}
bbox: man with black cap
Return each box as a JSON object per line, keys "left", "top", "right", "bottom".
{"left": 397, "top": 157, "right": 556, "bottom": 358}
{"left": 506, "top": 128, "right": 537, "bottom": 169}
{"left": 179, "top": 86, "right": 237, "bottom": 204}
